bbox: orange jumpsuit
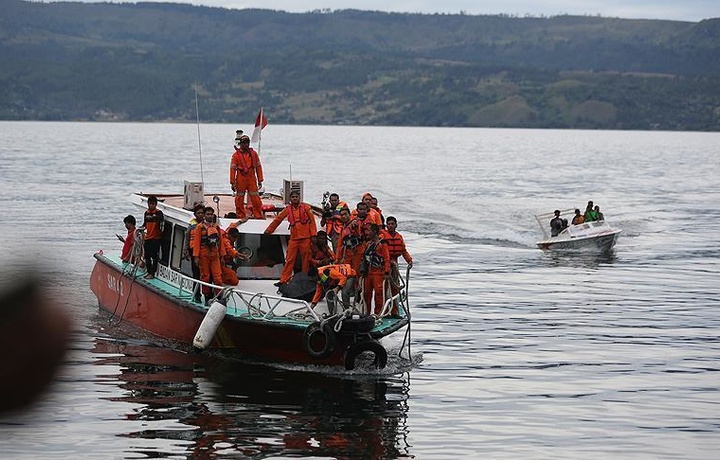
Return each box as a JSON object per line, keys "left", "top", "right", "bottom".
{"left": 380, "top": 229, "right": 413, "bottom": 314}
{"left": 335, "top": 218, "right": 365, "bottom": 276}
{"left": 265, "top": 203, "right": 317, "bottom": 284}
{"left": 310, "top": 244, "right": 335, "bottom": 268}
{"left": 229, "top": 147, "right": 264, "bottom": 219}
{"left": 191, "top": 223, "right": 227, "bottom": 297}
{"left": 220, "top": 228, "right": 240, "bottom": 286}
{"left": 351, "top": 208, "right": 382, "bottom": 226}
{"left": 310, "top": 264, "right": 356, "bottom": 305}
{"left": 321, "top": 201, "right": 347, "bottom": 250}
{"left": 362, "top": 239, "right": 391, "bottom": 315}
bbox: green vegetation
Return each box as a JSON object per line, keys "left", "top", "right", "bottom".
{"left": 1, "top": 0, "right": 719, "bottom": 130}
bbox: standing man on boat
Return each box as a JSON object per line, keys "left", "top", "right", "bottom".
{"left": 142, "top": 195, "right": 164, "bottom": 279}
{"left": 550, "top": 210, "right": 567, "bottom": 237}
{"left": 335, "top": 206, "right": 365, "bottom": 276}
{"left": 264, "top": 189, "right": 317, "bottom": 287}
{"left": 380, "top": 216, "right": 413, "bottom": 316}
{"left": 320, "top": 192, "right": 346, "bottom": 252}
{"left": 229, "top": 131, "right": 264, "bottom": 221}
{"left": 191, "top": 207, "right": 229, "bottom": 304}
{"left": 361, "top": 223, "right": 391, "bottom": 316}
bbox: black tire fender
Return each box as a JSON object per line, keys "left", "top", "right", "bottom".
{"left": 339, "top": 315, "right": 376, "bottom": 333}
{"left": 303, "top": 321, "right": 336, "bottom": 359}
{"left": 344, "top": 339, "right": 388, "bottom": 370}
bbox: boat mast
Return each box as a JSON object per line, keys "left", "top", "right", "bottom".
{"left": 194, "top": 84, "right": 205, "bottom": 185}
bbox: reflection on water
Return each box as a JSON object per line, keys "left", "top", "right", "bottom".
{"left": 92, "top": 336, "right": 411, "bottom": 458}
{"left": 541, "top": 249, "right": 618, "bottom": 269}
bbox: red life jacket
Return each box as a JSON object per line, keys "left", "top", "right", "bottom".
{"left": 286, "top": 204, "right": 310, "bottom": 226}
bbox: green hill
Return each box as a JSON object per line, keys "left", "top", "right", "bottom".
{"left": 1, "top": 0, "right": 719, "bottom": 130}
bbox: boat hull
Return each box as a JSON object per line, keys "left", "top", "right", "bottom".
{"left": 537, "top": 230, "right": 621, "bottom": 251}
{"left": 90, "top": 255, "right": 405, "bottom": 367}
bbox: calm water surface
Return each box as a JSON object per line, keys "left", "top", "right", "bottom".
{"left": 0, "top": 121, "right": 718, "bottom": 458}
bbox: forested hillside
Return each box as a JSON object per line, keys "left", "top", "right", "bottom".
{"left": 1, "top": 0, "right": 719, "bottom": 130}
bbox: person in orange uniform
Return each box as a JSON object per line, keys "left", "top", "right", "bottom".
{"left": 310, "top": 230, "right": 335, "bottom": 268}
{"left": 264, "top": 189, "right": 317, "bottom": 286}
{"left": 352, "top": 194, "right": 382, "bottom": 226}
{"left": 229, "top": 131, "right": 264, "bottom": 220}
{"left": 142, "top": 195, "right": 164, "bottom": 279}
{"left": 320, "top": 192, "right": 347, "bottom": 251}
{"left": 335, "top": 206, "right": 365, "bottom": 276}
{"left": 191, "top": 207, "right": 228, "bottom": 304}
{"left": 380, "top": 216, "right": 413, "bottom": 315}
{"left": 220, "top": 224, "right": 250, "bottom": 285}
{"left": 308, "top": 264, "right": 357, "bottom": 314}
{"left": 361, "top": 223, "right": 390, "bottom": 316}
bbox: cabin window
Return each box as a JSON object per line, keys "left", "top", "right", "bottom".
{"left": 233, "top": 233, "right": 286, "bottom": 279}
{"left": 170, "top": 224, "right": 185, "bottom": 271}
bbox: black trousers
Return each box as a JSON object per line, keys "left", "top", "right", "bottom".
{"left": 144, "top": 239, "right": 161, "bottom": 276}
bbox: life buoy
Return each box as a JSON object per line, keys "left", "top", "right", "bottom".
{"left": 344, "top": 339, "right": 388, "bottom": 370}
{"left": 338, "top": 315, "right": 376, "bottom": 333}
{"left": 303, "top": 321, "right": 336, "bottom": 359}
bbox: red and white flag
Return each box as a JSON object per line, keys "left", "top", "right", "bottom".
{"left": 251, "top": 107, "right": 268, "bottom": 143}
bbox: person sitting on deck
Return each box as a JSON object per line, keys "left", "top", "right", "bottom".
{"left": 584, "top": 200, "right": 599, "bottom": 222}
{"left": 571, "top": 208, "right": 585, "bottom": 225}
{"left": 310, "top": 230, "right": 335, "bottom": 268}
{"left": 594, "top": 205, "right": 605, "bottom": 221}
{"left": 550, "top": 210, "right": 568, "bottom": 237}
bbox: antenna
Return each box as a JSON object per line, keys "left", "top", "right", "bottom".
{"left": 194, "top": 84, "right": 205, "bottom": 184}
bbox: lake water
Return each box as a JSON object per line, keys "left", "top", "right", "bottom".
{"left": 0, "top": 121, "right": 718, "bottom": 458}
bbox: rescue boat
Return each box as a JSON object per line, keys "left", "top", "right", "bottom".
{"left": 89, "top": 182, "right": 413, "bottom": 371}
{"left": 534, "top": 208, "right": 622, "bottom": 251}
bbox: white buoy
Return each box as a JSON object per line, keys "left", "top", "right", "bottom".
{"left": 193, "top": 301, "right": 227, "bottom": 350}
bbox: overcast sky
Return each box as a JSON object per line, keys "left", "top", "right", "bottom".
{"left": 61, "top": 1, "right": 718, "bottom": 22}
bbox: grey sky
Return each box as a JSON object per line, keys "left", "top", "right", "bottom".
{"left": 59, "top": 1, "right": 718, "bottom": 22}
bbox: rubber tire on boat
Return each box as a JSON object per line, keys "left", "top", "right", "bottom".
{"left": 303, "top": 321, "right": 336, "bottom": 360}
{"left": 344, "top": 339, "right": 388, "bottom": 370}
{"left": 339, "top": 315, "right": 376, "bottom": 333}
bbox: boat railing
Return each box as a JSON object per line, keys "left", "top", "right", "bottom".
{"left": 224, "top": 289, "right": 320, "bottom": 322}
{"left": 156, "top": 265, "right": 320, "bottom": 322}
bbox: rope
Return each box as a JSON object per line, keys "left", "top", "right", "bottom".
{"left": 399, "top": 265, "right": 412, "bottom": 359}
{"left": 108, "top": 229, "right": 145, "bottom": 326}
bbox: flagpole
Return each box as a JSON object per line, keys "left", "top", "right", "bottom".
{"left": 257, "top": 106, "right": 263, "bottom": 156}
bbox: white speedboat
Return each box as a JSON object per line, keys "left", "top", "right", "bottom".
{"left": 535, "top": 208, "right": 621, "bottom": 251}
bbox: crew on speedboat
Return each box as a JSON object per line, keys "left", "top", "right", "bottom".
{"left": 584, "top": 200, "right": 599, "bottom": 222}
{"left": 594, "top": 205, "right": 604, "bottom": 221}
{"left": 550, "top": 210, "right": 568, "bottom": 237}
{"left": 571, "top": 208, "right": 585, "bottom": 225}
